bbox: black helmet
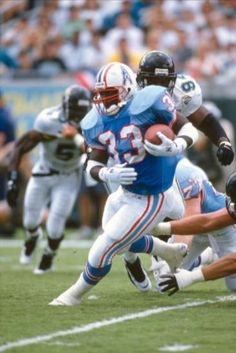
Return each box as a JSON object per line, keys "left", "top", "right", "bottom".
{"left": 62, "top": 84, "right": 91, "bottom": 125}
{"left": 226, "top": 171, "right": 236, "bottom": 203}
{"left": 226, "top": 171, "right": 236, "bottom": 220}
{"left": 136, "top": 50, "right": 177, "bottom": 93}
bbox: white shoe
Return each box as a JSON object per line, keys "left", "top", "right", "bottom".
{"left": 124, "top": 257, "right": 152, "bottom": 292}
{"left": 163, "top": 243, "right": 188, "bottom": 272}
{"left": 19, "top": 249, "right": 33, "bottom": 265}
{"left": 49, "top": 285, "right": 81, "bottom": 306}
{"left": 151, "top": 257, "right": 171, "bottom": 293}
{"left": 199, "top": 246, "right": 217, "bottom": 266}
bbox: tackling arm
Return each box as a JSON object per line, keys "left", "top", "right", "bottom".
{"left": 153, "top": 208, "right": 234, "bottom": 237}
{"left": 188, "top": 106, "right": 234, "bottom": 165}
{"left": 8, "top": 130, "right": 45, "bottom": 171}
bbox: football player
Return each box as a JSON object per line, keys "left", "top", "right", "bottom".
{"left": 136, "top": 50, "right": 234, "bottom": 166}
{"left": 151, "top": 157, "right": 236, "bottom": 292}
{"left": 49, "top": 61, "right": 199, "bottom": 306}
{"left": 155, "top": 171, "right": 236, "bottom": 295}
{"left": 6, "top": 84, "right": 91, "bottom": 274}
{"left": 123, "top": 50, "right": 235, "bottom": 291}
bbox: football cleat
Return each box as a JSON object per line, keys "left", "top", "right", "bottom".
{"left": 162, "top": 243, "right": 188, "bottom": 273}
{"left": 49, "top": 285, "right": 81, "bottom": 306}
{"left": 124, "top": 257, "right": 152, "bottom": 292}
{"left": 19, "top": 231, "right": 43, "bottom": 265}
{"left": 34, "top": 252, "right": 55, "bottom": 275}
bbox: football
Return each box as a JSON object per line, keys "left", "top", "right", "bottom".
{"left": 144, "top": 124, "right": 175, "bottom": 145}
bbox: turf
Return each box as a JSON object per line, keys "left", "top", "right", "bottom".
{"left": 1, "top": 233, "right": 236, "bottom": 353}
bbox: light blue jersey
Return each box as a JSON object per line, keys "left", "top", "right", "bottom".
{"left": 81, "top": 85, "right": 179, "bottom": 195}
{"left": 176, "top": 158, "right": 225, "bottom": 213}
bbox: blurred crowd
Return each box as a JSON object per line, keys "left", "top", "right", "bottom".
{"left": 1, "top": 0, "right": 236, "bottom": 238}
{"left": 1, "top": 0, "right": 236, "bottom": 85}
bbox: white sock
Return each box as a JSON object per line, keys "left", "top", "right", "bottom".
{"left": 151, "top": 237, "right": 177, "bottom": 258}
{"left": 70, "top": 273, "right": 94, "bottom": 300}
{"left": 123, "top": 252, "right": 138, "bottom": 264}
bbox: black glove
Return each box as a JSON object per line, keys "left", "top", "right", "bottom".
{"left": 217, "top": 141, "right": 234, "bottom": 166}
{"left": 6, "top": 170, "right": 19, "bottom": 207}
{"left": 159, "top": 274, "right": 179, "bottom": 296}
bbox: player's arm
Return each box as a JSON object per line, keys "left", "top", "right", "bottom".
{"left": 153, "top": 208, "right": 234, "bottom": 237}
{"left": 158, "top": 251, "right": 236, "bottom": 295}
{"left": 6, "top": 130, "right": 54, "bottom": 207}
{"left": 86, "top": 149, "right": 137, "bottom": 185}
{"left": 159, "top": 251, "right": 236, "bottom": 296}
{"left": 188, "top": 105, "right": 234, "bottom": 165}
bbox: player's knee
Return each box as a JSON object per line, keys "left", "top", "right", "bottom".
{"left": 23, "top": 214, "right": 39, "bottom": 230}
{"left": 46, "top": 215, "right": 66, "bottom": 239}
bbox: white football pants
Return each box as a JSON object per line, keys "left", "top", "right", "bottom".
{"left": 23, "top": 171, "right": 81, "bottom": 238}
{"left": 88, "top": 184, "right": 185, "bottom": 268}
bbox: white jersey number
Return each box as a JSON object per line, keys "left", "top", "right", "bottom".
{"left": 98, "top": 125, "right": 145, "bottom": 164}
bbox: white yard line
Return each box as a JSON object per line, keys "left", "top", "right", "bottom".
{"left": 0, "top": 239, "right": 93, "bottom": 249}
{"left": 0, "top": 295, "right": 235, "bottom": 352}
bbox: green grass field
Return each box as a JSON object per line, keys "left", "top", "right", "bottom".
{"left": 1, "top": 231, "right": 236, "bottom": 353}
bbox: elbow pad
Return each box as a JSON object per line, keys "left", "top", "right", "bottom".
{"left": 177, "top": 122, "right": 199, "bottom": 148}
{"left": 86, "top": 160, "right": 105, "bottom": 179}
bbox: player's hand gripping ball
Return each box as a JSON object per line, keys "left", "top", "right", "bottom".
{"left": 144, "top": 124, "right": 175, "bottom": 145}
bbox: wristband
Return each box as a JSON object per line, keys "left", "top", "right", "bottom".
{"left": 73, "top": 134, "right": 84, "bottom": 147}
{"left": 174, "top": 137, "right": 187, "bottom": 152}
{"left": 152, "top": 222, "right": 172, "bottom": 236}
{"left": 98, "top": 167, "right": 108, "bottom": 182}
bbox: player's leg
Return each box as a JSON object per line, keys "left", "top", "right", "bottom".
{"left": 35, "top": 173, "right": 79, "bottom": 274}
{"left": 20, "top": 176, "right": 50, "bottom": 265}
{"left": 49, "top": 188, "right": 187, "bottom": 305}
{"left": 209, "top": 228, "right": 236, "bottom": 291}
{"left": 123, "top": 252, "right": 152, "bottom": 292}
{"left": 49, "top": 187, "right": 122, "bottom": 305}
{"left": 124, "top": 182, "right": 186, "bottom": 291}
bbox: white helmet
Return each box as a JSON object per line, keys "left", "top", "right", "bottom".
{"left": 93, "top": 62, "right": 137, "bottom": 115}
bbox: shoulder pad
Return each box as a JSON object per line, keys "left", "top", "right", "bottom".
{"left": 130, "top": 86, "right": 166, "bottom": 115}
{"left": 80, "top": 107, "right": 100, "bottom": 131}
{"left": 34, "top": 106, "right": 61, "bottom": 135}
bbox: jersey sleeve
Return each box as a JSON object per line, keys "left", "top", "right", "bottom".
{"left": 175, "top": 75, "right": 202, "bottom": 118}
{"left": 152, "top": 90, "right": 176, "bottom": 126}
{"left": 176, "top": 158, "right": 205, "bottom": 200}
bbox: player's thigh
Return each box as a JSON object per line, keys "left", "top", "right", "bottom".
{"left": 24, "top": 177, "right": 50, "bottom": 215}
{"left": 50, "top": 173, "right": 79, "bottom": 218}
{"left": 104, "top": 190, "right": 167, "bottom": 244}
{"left": 102, "top": 187, "right": 123, "bottom": 229}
